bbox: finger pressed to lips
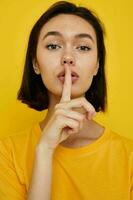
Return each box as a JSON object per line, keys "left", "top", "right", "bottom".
{"left": 59, "top": 66, "right": 96, "bottom": 119}
{"left": 60, "top": 65, "right": 72, "bottom": 102}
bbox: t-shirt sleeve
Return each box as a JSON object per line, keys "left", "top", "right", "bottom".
{"left": 130, "top": 152, "right": 133, "bottom": 200}
{"left": 0, "top": 137, "right": 27, "bottom": 200}
{"left": 131, "top": 170, "right": 133, "bottom": 200}
{"left": 131, "top": 182, "right": 133, "bottom": 199}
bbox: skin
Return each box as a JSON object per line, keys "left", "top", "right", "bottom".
{"left": 33, "top": 14, "right": 105, "bottom": 148}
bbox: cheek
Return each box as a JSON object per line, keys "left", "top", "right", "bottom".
{"left": 37, "top": 50, "right": 59, "bottom": 74}
{"left": 79, "top": 55, "right": 97, "bottom": 76}
{"left": 39, "top": 66, "right": 55, "bottom": 91}
{"left": 36, "top": 53, "right": 61, "bottom": 88}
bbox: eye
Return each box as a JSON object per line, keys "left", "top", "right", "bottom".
{"left": 45, "top": 43, "right": 61, "bottom": 50}
{"left": 77, "top": 46, "right": 91, "bottom": 51}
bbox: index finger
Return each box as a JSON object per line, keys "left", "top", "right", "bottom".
{"left": 60, "top": 65, "right": 72, "bottom": 102}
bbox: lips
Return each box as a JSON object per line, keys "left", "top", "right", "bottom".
{"left": 58, "top": 74, "right": 79, "bottom": 84}
{"left": 57, "top": 70, "right": 79, "bottom": 84}
{"left": 57, "top": 71, "right": 79, "bottom": 78}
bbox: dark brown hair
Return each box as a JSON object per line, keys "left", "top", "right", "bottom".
{"left": 17, "top": 1, "right": 107, "bottom": 112}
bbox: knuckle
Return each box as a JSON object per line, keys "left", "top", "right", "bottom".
{"left": 81, "top": 96, "right": 86, "bottom": 102}
{"left": 54, "top": 108, "right": 64, "bottom": 117}
{"left": 55, "top": 102, "right": 67, "bottom": 110}
{"left": 54, "top": 109, "right": 59, "bottom": 116}
{"left": 54, "top": 113, "right": 59, "bottom": 120}
{"left": 92, "top": 108, "right": 96, "bottom": 113}
{"left": 78, "top": 97, "right": 84, "bottom": 104}
{"left": 54, "top": 112, "right": 62, "bottom": 121}
{"left": 89, "top": 105, "right": 95, "bottom": 112}
{"left": 54, "top": 107, "right": 60, "bottom": 114}
{"left": 54, "top": 103, "right": 60, "bottom": 110}
{"left": 82, "top": 97, "right": 96, "bottom": 112}
{"left": 81, "top": 97, "right": 86, "bottom": 105}
{"left": 82, "top": 96, "right": 87, "bottom": 103}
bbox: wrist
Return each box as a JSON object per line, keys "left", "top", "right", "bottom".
{"left": 36, "top": 143, "right": 55, "bottom": 156}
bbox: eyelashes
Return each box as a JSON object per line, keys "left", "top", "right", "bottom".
{"left": 79, "top": 46, "right": 91, "bottom": 51}
{"left": 45, "top": 44, "right": 61, "bottom": 50}
{"left": 45, "top": 43, "right": 91, "bottom": 51}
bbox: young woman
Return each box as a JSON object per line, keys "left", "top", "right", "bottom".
{"left": 0, "top": 1, "right": 133, "bottom": 200}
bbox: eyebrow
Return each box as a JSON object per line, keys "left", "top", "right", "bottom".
{"left": 42, "top": 31, "right": 94, "bottom": 43}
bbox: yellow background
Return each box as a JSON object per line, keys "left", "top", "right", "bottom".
{"left": 0, "top": 0, "right": 133, "bottom": 138}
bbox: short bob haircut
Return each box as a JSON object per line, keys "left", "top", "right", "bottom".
{"left": 17, "top": 0, "right": 107, "bottom": 112}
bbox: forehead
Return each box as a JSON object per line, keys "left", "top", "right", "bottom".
{"left": 39, "top": 14, "right": 96, "bottom": 41}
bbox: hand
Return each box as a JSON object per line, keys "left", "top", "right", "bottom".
{"left": 37, "top": 65, "right": 96, "bottom": 151}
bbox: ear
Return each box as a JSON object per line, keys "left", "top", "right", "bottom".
{"left": 93, "top": 62, "right": 99, "bottom": 76}
{"left": 32, "top": 58, "right": 40, "bottom": 75}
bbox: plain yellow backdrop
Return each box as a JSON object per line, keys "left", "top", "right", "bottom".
{"left": 0, "top": 0, "right": 133, "bottom": 139}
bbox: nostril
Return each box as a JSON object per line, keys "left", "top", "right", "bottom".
{"left": 63, "top": 60, "right": 73, "bottom": 64}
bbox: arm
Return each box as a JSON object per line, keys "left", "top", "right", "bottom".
{"left": 27, "top": 66, "right": 95, "bottom": 199}
{"left": 27, "top": 144, "right": 54, "bottom": 200}
{"left": 0, "top": 138, "right": 26, "bottom": 200}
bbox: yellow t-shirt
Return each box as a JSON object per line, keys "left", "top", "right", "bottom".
{"left": 0, "top": 122, "right": 133, "bottom": 200}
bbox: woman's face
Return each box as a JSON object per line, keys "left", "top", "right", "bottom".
{"left": 33, "top": 14, "right": 99, "bottom": 99}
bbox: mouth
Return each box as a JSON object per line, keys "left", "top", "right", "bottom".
{"left": 57, "top": 71, "right": 79, "bottom": 84}
{"left": 58, "top": 75, "right": 79, "bottom": 84}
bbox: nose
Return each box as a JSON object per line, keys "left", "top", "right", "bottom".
{"left": 61, "top": 53, "right": 75, "bottom": 66}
